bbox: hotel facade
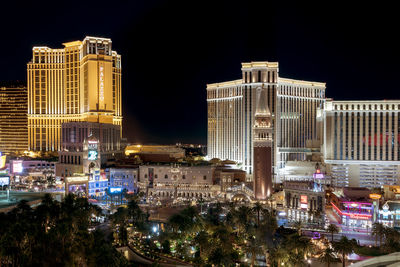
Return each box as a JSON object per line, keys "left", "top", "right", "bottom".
{"left": 207, "top": 62, "right": 325, "bottom": 180}
{"left": 320, "top": 99, "right": 400, "bottom": 188}
{"left": 0, "top": 83, "right": 28, "bottom": 155}
{"left": 27, "top": 36, "right": 122, "bottom": 152}
{"left": 207, "top": 62, "right": 400, "bottom": 188}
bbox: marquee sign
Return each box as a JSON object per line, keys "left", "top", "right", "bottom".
{"left": 99, "top": 65, "right": 104, "bottom": 104}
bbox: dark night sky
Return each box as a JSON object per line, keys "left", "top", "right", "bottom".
{"left": 1, "top": 1, "right": 399, "bottom": 145}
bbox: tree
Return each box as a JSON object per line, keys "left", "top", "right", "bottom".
{"left": 319, "top": 247, "right": 340, "bottom": 267}
{"left": 293, "top": 220, "right": 303, "bottom": 236}
{"left": 333, "top": 236, "right": 356, "bottom": 267}
{"left": 269, "top": 245, "right": 288, "bottom": 267}
{"left": 327, "top": 224, "right": 339, "bottom": 242}
{"left": 245, "top": 236, "right": 264, "bottom": 267}
{"left": 252, "top": 202, "right": 264, "bottom": 226}
{"left": 372, "top": 222, "right": 385, "bottom": 246}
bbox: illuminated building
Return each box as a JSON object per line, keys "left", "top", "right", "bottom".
{"left": 27, "top": 36, "right": 122, "bottom": 151}
{"left": 138, "top": 165, "right": 218, "bottom": 200}
{"left": 0, "top": 83, "right": 28, "bottom": 155}
{"left": 320, "top": 100, "right": 400, "bottom": 187}
{"left": 107, "top": 167, "right": 138, "bottom": 194}
{"left": 253, "top": 86, "right": 273, "bottom": 199}
{"left": 207, "top": 61, "right": 325, "bottom": 181}
{"left": 330, "top": 187, "right": 374, "bottom": 229}
{"left": 56, "top": 121, "right": 122, "bottom": 179}
{"left": 125, "top": 145, "right": 185, "bottom": 162}
{"left": 284, "top": 180, "right": 325, "bottom": 225}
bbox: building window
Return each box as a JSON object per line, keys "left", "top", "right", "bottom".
{"left": 182, "top": 175, "right": 186, "bottom": 179}
{"left": 203, "top": 175, "right": 207, "bottom": 180}
{"left": 165, "top": 175, "right": 168, "bottom": 179}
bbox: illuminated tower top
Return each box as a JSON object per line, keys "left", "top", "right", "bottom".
{"left": 254, "top": 87, "right": 272, "bottom": 146}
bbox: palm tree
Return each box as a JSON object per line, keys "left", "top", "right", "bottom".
{"left": 252, "top": 202, "right": 264, "bottom": 226}
{"left": 372, "top": 222, "right": 385, "bottom": 246}
{"left": 245, "top": 236, "right": 264, "bottom": 267}
{"left": 269, "top": 245, "right": 288, "bottom": 267}
{"left": 327, "top": 224, "right": 339, "bottom": 242}
{"left": 333, "top": 236, "right": 355, "bottom": 267}
{"left": 293, "top": 220, "right": 303, "bottom": 235}
{"left": 319, "top": 247, "right": 340, "bottom": 267}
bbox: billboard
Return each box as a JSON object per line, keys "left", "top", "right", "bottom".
{"left": 0, "top": 152, "right": 6, "bottom": 170}
{"left": 88, "top": 150, "right": 98, "bottom": 161}
{"left": 300, "top": 195, "right": 308, "bottom": 210}
{"left": 68, "top": 184, "right": 87, "bottom": 196}
{"left": 109, "top": 187, "right": 123, "bottom": 194}
{"left": 12, "top": 160, "right": 23, "bottom": 174}
{"left": 0, "top": 176, "right": 9, "bottom": 186}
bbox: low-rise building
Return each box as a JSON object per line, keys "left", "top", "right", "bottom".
{"left": 107, "top": 167, "right": 138, "bottom": 194}
{"left": 378, "top": 201, "right": 400, "bottom": 229}
{"left": 330, "top": 187, "right": 374, "bottom": 230}
{"left": 138, "top": 164, "right": 218, "bottom": 201}
{"left": 125, "top": 145, "right": 185, "bottom": 162}
{"left": 284, "top": 180, "right": 325, "bottom": 225}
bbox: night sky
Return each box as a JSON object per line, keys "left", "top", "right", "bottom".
{"left": 1, "top": 1, "right": 399, "bottom": 145}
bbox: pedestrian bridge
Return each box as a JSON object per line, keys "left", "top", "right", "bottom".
{"left": 225, "top": 185, "right": 254, "bottom": 201}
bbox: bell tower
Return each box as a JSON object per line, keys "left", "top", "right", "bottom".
{"left": 253, "top": 87, "right": 273, "bottom": 200}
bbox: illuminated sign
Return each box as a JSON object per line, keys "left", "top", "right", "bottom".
{"left": 12, "top": 160, "right": 23, "bottom": 173}
{"left": 88, "top": 150, "right": 98, "bottom": 161}
{"left": 109, "top": 187, "right": 123, "bottom": 194}
{"left": 331, "top": 202, "right": 372, "bottom": 220}
{"left": 0, "top": 177, "right": 9, "bottom": 186}
{"left": 0, "top": 153, "right": 6, "bottom": 169}
{"left": 300, "top": 195, "right": 308, "bottom": 210}
{"left": 99, "top": 65, "right": 104, "bottom": 103}
{"left": 369, "top": 194, "right": 381, "bottom": 200}
{"left": 313, "top": 172, "right": 324, "bottom": 179}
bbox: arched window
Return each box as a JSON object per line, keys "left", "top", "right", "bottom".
{"left": 165, "top": 174, "right": 168, "bottom": 179}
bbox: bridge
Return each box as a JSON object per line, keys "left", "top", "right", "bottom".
{"left": 224, "top": 185, "right": 254, "bottom": 202}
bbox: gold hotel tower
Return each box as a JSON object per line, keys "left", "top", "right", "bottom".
{"left": 27, "top": 36, "right": 122, "bottom": 151}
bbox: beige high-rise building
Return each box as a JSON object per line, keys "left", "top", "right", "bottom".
{"left": 0, "top": 83, "right": 28, "bottom": 155}
{"left": 319, "top": 99, "right": 400, "bottom": 187}
{"left": 27, "top": 36, "right": 122, "bottom": 151}
{"left": 207, "top": 62, "right": 325, "bottom": 181}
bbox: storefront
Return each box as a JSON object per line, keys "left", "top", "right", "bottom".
{"left": 331, "top": 201, "right": 373, "bottom": 229}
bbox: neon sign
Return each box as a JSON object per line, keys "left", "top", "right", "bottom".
{"left": 99, "top": 65, "right": 104, "bottom": 103}
{"left": 331, "top": 202, "right": 372, "bottom": 219}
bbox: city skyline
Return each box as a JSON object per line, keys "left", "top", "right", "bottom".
{"left": 0, "top": 1, "right": 399, "bottom": 145}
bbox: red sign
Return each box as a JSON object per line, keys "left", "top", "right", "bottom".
{"left": 301, "top": 195, "right": 308, "bottom": 204}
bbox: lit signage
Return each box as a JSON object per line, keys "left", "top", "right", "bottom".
{"left": 12, "top": 160, "right": 23, "bottom": 173}
{"left": 369, "top": 194, "right": 381, "bottom": 200}
{"left": 331, "top": 202, "right": 372, "bottom": 219}
{"left": 109, "top": 187, "right": 123, "bottom": 194}
{"left": 99, "top": 65, "right": 104, "bottom": 103}
{"left": 88, "top": 150, "right": 98, "bottom": 161}
{"left": 0, "top": 152, "right": 6, "bottom": 169}
{"left": 300, "top": 195, "right": 308, "bottom": 210}
{"left": 0, "top": 177, "right": 9, "bottom": 186}
{"left": 313, "top": 173, "right": 324, "bottom": 179}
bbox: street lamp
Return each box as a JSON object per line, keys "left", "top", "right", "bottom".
{"left": 307, "top": 259, "right": 311, "bottom": 267}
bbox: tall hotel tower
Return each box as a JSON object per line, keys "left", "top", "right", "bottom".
{"left": 27, "top": 37, "right": 122, "bottom": 151}
{"left": 207, "top": 62, "right": 325, "bottom": 180}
